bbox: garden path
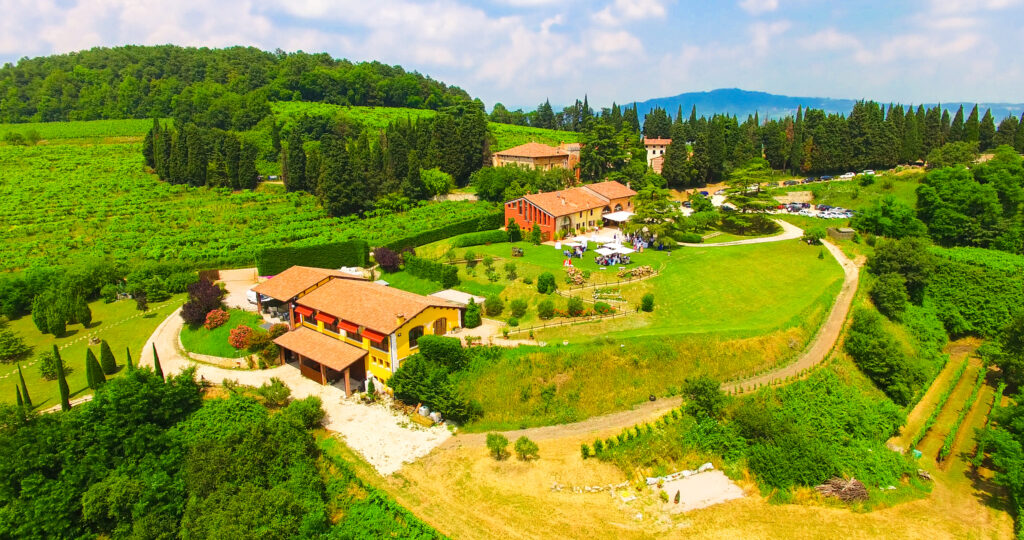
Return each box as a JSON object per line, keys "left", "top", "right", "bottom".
{"left": 140, "top": 308, "right": 451, "bottom": 475}
{"left": 678, "top": 219, "right": 803, "bottom": 247}
{"left": 440, "top": 236, "right": 860, "bottom": 450}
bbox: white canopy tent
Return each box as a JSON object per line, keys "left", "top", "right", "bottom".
{"left": 602, "top": 211, "right": 634, "bottom": 223}
{"left": 613, "top": 246, "right": 636, "bottom": 255}
{"left": 595, "top": 247, "right": 617, "bottom": 256}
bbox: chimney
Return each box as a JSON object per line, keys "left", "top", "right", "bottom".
{"left": 396, "top": 313, "right": 406, "bottom": 326}
{"left": 626, "top": 181, "right": 631, "bottom": 190}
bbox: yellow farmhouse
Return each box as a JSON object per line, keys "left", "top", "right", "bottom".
{"left": 252, "top": 266, "right": 463, "bottom": 394}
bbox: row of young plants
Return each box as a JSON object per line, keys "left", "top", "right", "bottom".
{"left": 972, "top": 382, "right": 1007, "bottom": 467}
{"left": 910, "top": 358, "right": 969, "bottom": 449}
{"left": 579, "top": 405, "right": 686, "bottom": 460}
{"left": 938, "top": 366, "right": 988, "bottom": 461}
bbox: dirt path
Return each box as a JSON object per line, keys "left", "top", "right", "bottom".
{"left": 891, "top": 355, "right": 969, "bottom": 451}
{"left": 678, "top": 219, "right": 803, "bottom": 247}
{"left": 919, "top": 361, "right": 982, "bottom": 460}
{"left": 442, "top": 237, "right": 860, "bottom": 450}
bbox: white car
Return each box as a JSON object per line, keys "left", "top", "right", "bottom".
{"left": 840, "top": 172, "right": 856, "bottom": 179}
{"left": 862, "top": 170, "right": 875, "bottom": 175}
{"left": 246, "top": 289, "right": 259, "bottom": 304}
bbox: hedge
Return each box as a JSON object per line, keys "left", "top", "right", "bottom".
{"left": 451, "top": 230, "right": 508, "bottom": 248}
{"left": 404, "top": 255, "right": 459, "bottom": 288}
{"left": 382, "top": 211, "right": 503, "bottom": 252}
{"left": 255, "top": 240, "right": 370, "bottom": 275}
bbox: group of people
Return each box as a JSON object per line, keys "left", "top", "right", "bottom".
{"left": 562, "top": 245, "right": 587, "bottom": 258}
{"left": 595, "top": 253, "right": 631, "bottom": 266}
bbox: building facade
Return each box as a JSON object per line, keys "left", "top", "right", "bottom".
{"left": 491, "top": 141, "right": 581, "bottom": 171}
{"left": 644, "top": 138, "right": 671, "bottom": 168}
{"left": 503, "top": 181, "right": 637, "bottom": 241}
{"left": 253, "top": 266, "right": 463, "bottom": 394}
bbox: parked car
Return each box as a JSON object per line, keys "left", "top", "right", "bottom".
{"left": 840, "top": 172, "right": 855, "bottom": 179}
{"left": 715, "top": 189, "right": 727, "bottom": 195}
{"left": 820, "top": 175, "right": 833, "bottom": 181}
{"left": 801, "top": 202, "right": 811, "bottom": 209}
{"left": 246, "top": 289, "right": 259, "bottom": 304}
{"left": 682, "top": 201, "right": 692, "bottom": 208}
{"left": 862, "top": 170, "right": 875, "bottom": 175}
{"left": 700, "top": 191, "right": 710, "bottom": 196}
{"left": 784, "top": 180, "right": 799, "bottom": 186}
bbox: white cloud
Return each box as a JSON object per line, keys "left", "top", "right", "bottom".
{"left": 593, "top": 0, "right": 667, "bottom": 26}
{"left": 748, "top": 20, "right": 790, "bottom": 56}
{"left": 799, "top": 28, "right": 861, "bottom": 51}
{"left": 738, "top": 0, "right": 778, "bottom": 15}
{"left": 929, "top": 0, "right": 1021, "bottom": 14}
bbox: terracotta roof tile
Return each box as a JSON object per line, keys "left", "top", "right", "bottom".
{"left": 252, "top": 266, "right": 363, "bottom": 302}
{"left": 583, "top": 181, "right": 637, "bottom": 200}
{"left": 493, "top": 142, "right": 568, "bottom": 158}
{"left": 297, "top": 279, "right": 461, "bottom": 335}
{"left": 273, "top": 327, "right": 366, "bottom": 371}
{"left": 522, "top": 187, "right": 607, "bottom": 217}
{"left": 643, "top": 138, "right": 672, "bottom": 146}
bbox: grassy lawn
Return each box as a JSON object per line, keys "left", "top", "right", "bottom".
{"left": 378, "top": 271, "right": 444, "bottom": 296}
{"left": 0, "top": 294, "right": 185, "bottom": 410}
{"left": 771, "top": 173, "right": 923, "bottom": 210}
{"left": 179, "top": 309, "right": 264, "bottom": 358}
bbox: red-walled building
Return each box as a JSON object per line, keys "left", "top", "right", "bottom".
{"left": 504, "top": 181, "right": 637, "bottom": 241}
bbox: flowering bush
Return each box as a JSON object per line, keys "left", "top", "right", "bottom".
{"left": 594, "top": 302, "right": 615, "bottom": 315}
{"left": 204, "top": 309, "right": 230, "bottom": 330}
{"left": 228, "top": 325, "right": 254, "bottom": 349}
{"left": 618, "top": 265, "right": 654, "bottom": 279}
{"left": 564, "top": 267, "right": 586, "bottom": 286}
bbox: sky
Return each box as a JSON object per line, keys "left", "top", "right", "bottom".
{"left": 0, "top": 0, "right": 1022, "bottom": 110}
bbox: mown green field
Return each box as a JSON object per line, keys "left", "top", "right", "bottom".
{"left": 771, "top": 173, "right": 923, "bottom": 210}
{"left": 0, "top": 131, "right": 497, "bottom": 271}
{"left": 0, "top": 118, "right": 155, "bottom": 140}
{"left": 179, "top": 309, "right": 264, "bottom": 358}
{"left": 0, "top": 294, "right": 185, "bottom": 409}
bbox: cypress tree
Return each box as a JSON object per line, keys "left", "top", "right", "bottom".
{"left": 185, "top": 125, "right": 207, "bottom": 187}
{"left": 225, "top": 134, "right": 241, "bottom": 189}
{"left": 17, "top": 363, "right": 32, "bottom": 408}
{"left": 169, "top": 129, "right": 187, "bottom": 184}
{"left": 901, "top": 108, "right": 921, "bottom": 163}
{"left": 940, "top": 108, "right": 951, "bottom": 143}
{"left": 152, "top": 343, "right": 164, "bottom": 380}
{"left": 86, "top": 349, "right": 106, "bottom": 389}
{"left": 686, "top": 105, "right": 698, "bottom": 142}
{"left": 238, "top": 142, "right": 258, "bottom": 190}
{"left": 789, "top": 106, "right": 804, "bottom": 174}
{"left": 626, "top": 103, "right": 641, "bottom": 133}
{"left": 994, "top": 115, "right": 1018, "bottom": 148}
{"left": 99, "top": 339, "right": 117, "bottom": 375}
{"left": 125, "top": 346, "right": 134, "bottom": 372}
{"left": 922, "top": 105, "right": 942, "bottom": 156}
{"left": 401, "top": 149, "right": 427, "bottom": 200}
{"left": 142, "top": 120, "right": 156, "bottom": 169}
{"left": 156, "top": 123, "right": 172, "bottom": 180}
{"left": 949, "top": 105, "right": 964, "bottom": 142}
{"left": 270, "top": 120, "right": 282, "bottom": 159}
{"left": 285, "top": 129, "right": 307, "bottom": 192}
{"left": 965, "top": 105, "right": 980, "bottom": 142}
{"left": 1016, "top": 113, "right": 1024, "bottom": 153}
{"left": 54, "top": 345, "right": 70, "bottom": 411}
{"left": 318, "top": 134, "right": 364, "bottom": 216}
{"left": 979, "top": 109, "right": 996, "bottom": 151}
{"left": 16, "top": 385, "right": 23, "bottom": 408}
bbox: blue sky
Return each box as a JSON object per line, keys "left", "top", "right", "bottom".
{"left": 1, "top": 0, "right": 1021, "bottom": 110}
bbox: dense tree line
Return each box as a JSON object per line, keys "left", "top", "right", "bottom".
{"left": 145, "top": 119, "right": 258, "bottom": 189}
{"left": 0, "top": 45, "right": 470, "bottom": 128}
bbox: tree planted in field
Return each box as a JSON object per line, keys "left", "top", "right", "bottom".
{"left": 54, "top": 345, "right": 70, "bottom": 411}
{"left": 99, "top": 339, "right": 117, "bottom": 375}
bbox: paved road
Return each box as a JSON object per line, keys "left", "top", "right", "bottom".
{"left": 441, "top": 234, "right": 860, "bottom": 450}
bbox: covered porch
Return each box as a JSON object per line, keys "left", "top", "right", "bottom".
{"left": 273, "top": 327, "right": 367, "bottom": 395}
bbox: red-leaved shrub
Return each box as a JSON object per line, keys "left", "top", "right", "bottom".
{"left": 204, "top": 309, "right": 230, "bottom": 330}
{"left": 228, "top": 325, "right": 254, "bottom": 349}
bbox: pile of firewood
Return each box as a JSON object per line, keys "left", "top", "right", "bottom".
{"left": 815, "top": 477, "right": 869, "bottom": 502}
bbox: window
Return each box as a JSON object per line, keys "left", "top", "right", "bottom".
{"left": 371, "top": 338, "right": 390, "bottom": 352}
{"left": 346, "top": 330, "right": 363, "bottom": 344}
{"left": 302, "top": 313, "right": 317, "bottom": 326}
{"left": 323, "top": 320, "right": 339, "bottom": 334}
{"left": 409, "top": 326, "right": 425, "bottom": 349}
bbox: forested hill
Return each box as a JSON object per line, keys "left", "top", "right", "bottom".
{"left": 631, "top": 88, "right": 1024, "bottom": 121}
{"left": 0, "top": 45, "right": 472, "bottom": 128}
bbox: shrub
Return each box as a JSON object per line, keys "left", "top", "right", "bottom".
{"left": 228, "top": 325, "right": 254, "bottom": 349}
{"left": 465, "top": 299, "right": 482, "bottom": 328}
{"left": 487, "top": 433, "right": 510, "bottom": 460}
{"left": 451, "top": 230, "right": 507, "bottom": 247}
{"left": 100, "top": 283, "right": 118, "bottom": 303}
{"left": 204, "top": 308, "right": 230, "bottom": 330}
{"left": 507, "top": 317, "right": 519, "bottom": 327}
{"left": 257, "top": 377, "right": 291, "bottom": 407}
{"left": 530, "top": 224, "right": 543, "bottom": 245}
{"left": 677, "top": 232, "right": 703, "bottom": 243}
{"left": 870, "top": 273, "right": 909, "bottom": 320}
{"left": 593, "top": 302, "right": 614, "bottom": 315}
{"left": 181, "top": 279, "right": 225, "bottom": 327}
{"left": 537, "top": 272, "right": 556, "bottom": 294}
{"left": 641, "top": 293, "right": 655, "bottom": 312}
{"left": 522, "top": 276, "right": 533, "bottom": 285}
{"left": 268, "top": 323, "right": 289, "bottom": 339}
{"left": 464, "top": 250, "right": 477, "bottom": 266}
{"left": 504, "top": 262, "right": 518, "bottom": 280}
{"left": 803, "top": 226, "right": 826, "bottom": 245}
{"left": 281, "top": 396, "right": 325, "bottom": 428}
{"left": 246, "top": 329, "right": 271, "bottom": 353}
{"left": 482, "top": 256, "right": 494, "bottom": 269}
{"left": 507, "top": 219, "right": 522, "bottom": 242}
{"left": 509, "top": 298, "right": 528, "bottom": 318}
{"left": 484, "top": 295, "right": 504, "bottom": 316}
{"left": 566, "top": 296, "right": 585, "bottom": 317}
{"left": 580, "top": 443, "right": 591, "bottom": 459}
{"left": 514, "top": 436, "right": 539, "bottom": 461}
{"left": 537, "top": 299, "right": 555, "bottom": 320}
{"left": 372, "top": 247, "right": 402, "bottom": 273}
{"left": 37, "top": 349, "right": 71, "bottom": 381}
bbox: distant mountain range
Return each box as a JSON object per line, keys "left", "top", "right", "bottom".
{"left": 628, "top": 88, "right": 1024, "bottom": 121}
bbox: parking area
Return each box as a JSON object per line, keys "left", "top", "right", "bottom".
{"left": 217, "top": 267, "right": 259, "bottom": 312}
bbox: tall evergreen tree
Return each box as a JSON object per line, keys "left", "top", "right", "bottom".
{"left": 156, "top": 123, "right": 172, "bottom": 180}
{"left": 318, "top": 134, "right": 365, "bottom": 216}
{"left": 979, "top": 109, "right": 996, "bottom": 150}
{"left": 789, "top": 106, "right": 804, "bottom": 174}
{"left": 238, "top": 142, "right": 258, "bottom": 189}
{"left": 1017, "top": 113, "right": 1024, "bottom": 153}
{"left": 686, "top": 105, "right": 698, "bottom": 142}
{"left": 125, "top": 346, "right": 134, "bottom": 372}
{"left": 643, "top": 107, "right": 672, "bottom": 139}
{"left": 142, "top": 118, "right": 157, "bottom": 168}
{"left": 661, "top": 135, "right": 693, "bottom": 188}
{"left": 965, "top": 105, "right": 980, "bottom": 142}
{"left": 152, "top": 343, "right": 164, "bottom": 380}
{"left": 54, "top": 345, "right": 70, "bottom": 411}
{"left": 17, "top": 362, "right": 31, "bottom": 408}
{"left": 185, "top": 125, "right": 207, "bottom": 187}
{"left": 675, "top": 105, "right": 683, "bottom": 125}
{"left": 224, "top": 133, "right": 241, "bottom": 189}
{"left": 99, "top": 339, "right": 117, "bottom": 375}
{"left": 15, "top": 385, "right": 23, "bottom": 408}
{"left": 624, "top": 103, "right": 640, "bottom": 133}
{"left": 86, "top": 349, "right": 105, "bottom": 389}
{"left": 940, "top": 108, "right": 951, "bottom": 143}
{"left": 270, "top": 120, "right": 282, "bottom": 159}
{"left": 168, "top": 129, "right": 187, "bottom": 184}
{"left": 402, "top": 150, "right": 427, "bottom": 200}
{"left": 285, "top": 129, "right": 307, "bottom": 192}
{"left": 901, "top": 108, "right": 922, "bottom": 163}
{"left": 949, "top": 105, "right": 964, "bottom": 142}
{"left": 994, "top": 115, "right": 1018, "bottom": 148}
{"left": 534, "top": 99, "right": 555, "bottom": 130}
{"left": 922, "top": 105, "right": 943, "bottom": 155}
